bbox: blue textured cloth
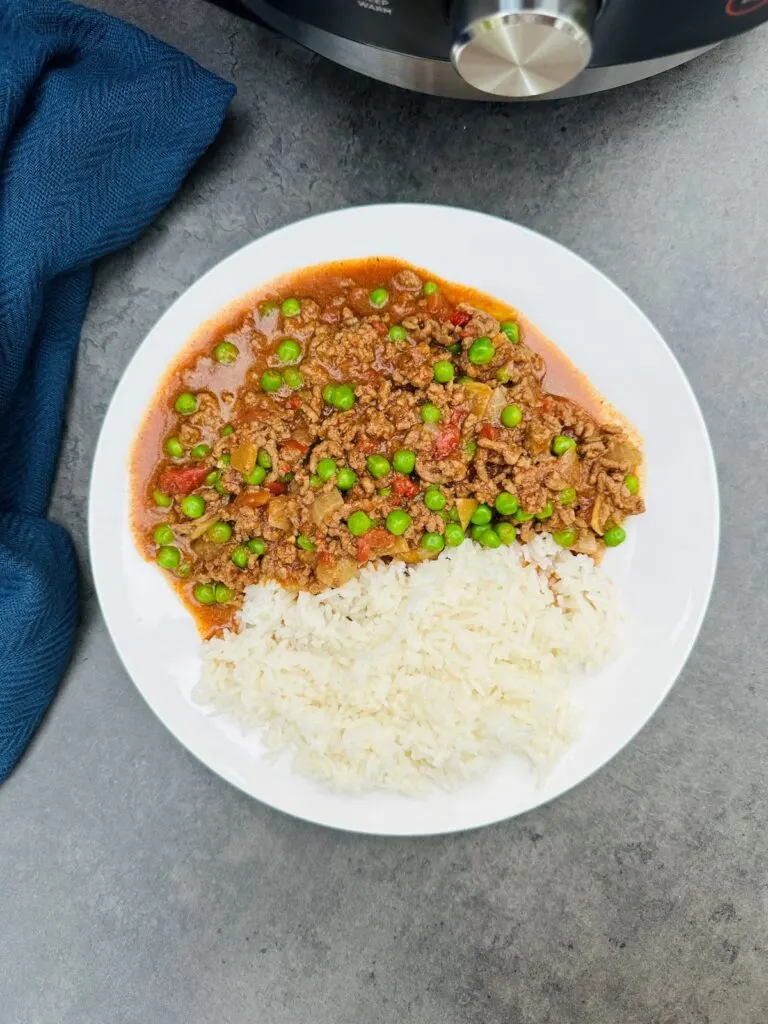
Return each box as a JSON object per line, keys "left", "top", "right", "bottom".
{"left": 0, "top": 0, "right": 235, "bottom": 782}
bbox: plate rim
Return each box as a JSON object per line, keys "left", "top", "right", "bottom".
{"left": 88, "top": 203, "right": 720, "bottom": 836}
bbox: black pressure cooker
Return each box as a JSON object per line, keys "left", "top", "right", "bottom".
{"left": 212, "top": 0, "right": 768, "bottom": 99}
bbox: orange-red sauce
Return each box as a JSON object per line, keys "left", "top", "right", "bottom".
{"left": 131, "top": 258, "right": 626, "bottom": 634}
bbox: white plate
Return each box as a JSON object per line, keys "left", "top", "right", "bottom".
{"left": 89, "top": 204, "right": 719, "bottom": 836}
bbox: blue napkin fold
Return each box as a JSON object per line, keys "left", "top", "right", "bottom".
{"left": 0, "top": 0, "right": 235, "bottom": 782}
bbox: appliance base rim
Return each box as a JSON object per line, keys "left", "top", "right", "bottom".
{"left": 243, "top": 1, "right": 717, "bottom": 100}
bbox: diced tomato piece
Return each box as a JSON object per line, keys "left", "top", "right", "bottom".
{"left": 433, "top": 425, "right": 460, "bottom": 459}
{"left": 266, "top": 480, "right": 287, "bottom": 495}
{"left": 234, "top": 488, "right": 271, "bottom": 510}
{"left": 288, "top": 395, "right": 303, "bottom": 410}
{"left": 449, "top": 309, "right": 471, "bottom": 327}
{"left": 480, "top": 423, "right": 499, "bottom": 440}
{"left": 281, "top": 438, "right": 309, "bottom": 455}
{"left": 392, "top": 474, "right": 420, "bottom": 499}
{"left": 158, "top": 465, "right": 209, "bottom": 495}
{"left": 356, "top": 528, "right": 392, "bottom": 563}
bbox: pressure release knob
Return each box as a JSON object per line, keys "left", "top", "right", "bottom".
{"left": 451, "top": 0, "right": 597, "bottom": 98}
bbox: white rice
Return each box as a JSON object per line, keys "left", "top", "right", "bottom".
{"left": 193, "top": 534, "right": 621, "bottom": 794}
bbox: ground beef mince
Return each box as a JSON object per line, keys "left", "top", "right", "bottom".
{"left": 132, "top": 258, "right": 645, "bottom": 634}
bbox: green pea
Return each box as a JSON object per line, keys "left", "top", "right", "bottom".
{"left": 165, "top": 436, "right": 184, "bottom": 458}
{"left": 282, "top": 471, "right": 295, "bottom": 484}
{"left": 180, "top": 494, "right": 206, "bottom": 519}
{"left": 386, "top": 509, "right": 412, "bottom": 536}
{"left": 500, "top": 321, "right": 520, "bottom": 343}
{"left": 205, "top": 470, "right": 221, "bottom": 487}
{"left": 242, "top": 465, "right": 266, "bottom": 486}
{"left": 366, "top": 454, "right": 391, "bottom": 479}
{"left": 463, "top": 439, "right": 478, "bottom": 458}
{"left": 277, "top": 338, "right": 302, "bottom": 363}
{"left": 457, "top": 376, "right": 473, "bottom": 384}
{"left": 282, "top": 367, "right": 303, "bottom": 390}
{"left": 514, "top": 509, "right": 534, "bottom": 523}
{"left": 153, "top": 489, "right": 172, "bottom": 507}
{"left": 207, "top": 521, "right": 232, "bottom": 544}
{"left": 470, "top": 524, "right": 490, "bottom": 542}
{"left": 424, "top": 487, "right": 446, "bottom": 512}
{"left": 560, "top": 487, "right": 577, "bottom": 506}
{"left": 174, "top": 392, "right": 198, "bottom": 415}
{"left": 603, "top": 525, "right": 627, "bottom": 547}
{"left": 552, "top": 435, "right": 576, "bottom": 456}
{"left": 260, "top": 370, "right": 282, "bottom": 393}
{"left": 470, "top": 504, "right": 492, "bottom": 526}
{"left": 447, "top": 507, "right": 460, "bottom": 522}
{"left": 624, "top": 474, "right": 640, "bottom": 496}
{"left": 281, "top": 297, "right": 301, "bottom": 317}
{"left": 552, "top": 528, "right": 577, "bottom": 547}
{"left": 260, "top": 300, "right": 278, "bottom": 317}
{"left": 347, "top": 510, "right": 372, "bottom": 536}
{"left": 332, "top": 384, "right": 356, "bottom": 411}
{"left": 220, "top": 424, "right": 234, "bottom": 437}
{"left": 323, "top": 384, "right": 338, "bottom": 405}
{"left": 247, "top": 538, "right": 266, "bottom": 556}
{"left": 378, "top": 487, "right": 392, "bottom": 498}
{"left": 420, "top": 403, "right": 441, "bottom": 424}
{"left": 215, "top": 583, "right": 234, "bottom": 604}
{"left": 446, "top": 342, "right": 462, "bottom": 354}
{"left": 433, "top": 361, "right": 454, "bottom": 384}
{"left": 257, "top": 449, "right": 272, "bottom": 470}
{"left": 296, "top": 534, "right": 316, "bottom": 552}
{"left": 156, "top": 546, "right": 180, "bottom": 570}
{"left": 191, "top": 443, "right": 210, "bottom": 460}
{"left": 389, "top": 325, "right": 407, "bottom": 343}
{"left": 316, "top": 458, "right": 337, "bottom": 482}
{"left": 468, "top": 337, "right": 495, "bottom": 365}
{"left": 392, "top": 450, "right": 416, "bottom": 475}
{"left": 175, "top": 562, "right": 192, "bottom": 578}
{"left": 496, "top": 522, "right": 517, "bottom": 545}
{"left": 423, "top": 281, "right": 438, "bottom": 296}
{"left": 310, "top": 474, "right": 323, "bottom": 488}
{"left": 496, "top": 368, "right": 511, "bottom": 383}
{"left": 369, "top": 287, "right": 389, "bottom": 308}
{"left": 336, "top": 467, "right": 357, "bottom": 491}
{"left": 420, "top": 532, "right": 445, "bottom": 554}
{"left": 153, "top": 523, "right": 175, "bottom": 546}
{"left": 219, "top": 453, "right": 231, "bottom": 467}
{"left": 478, "top": 527, "right": 501, "bottom": 549}
{"left": 494, "top": 492, "right": 519, "bottom": 516}
{"left": 214, "top": 480, "right": 228, "bottom": 496}
{"left": 535, "top": 502, "right": 554, "bottom": 520}
{"left": 500, "top": 404, "right": 522, "bottom": 429}
{"left": 213, "top": 340, "right": 239, "bottom": 364}
{"left": 193, "top": 583, "right": 216, "bottom": 606}
{"left": 231, "top": 546, "right": 249, "bottom": 569}
{"left": 444, "top": 523, "right": 465, "bottom": 547}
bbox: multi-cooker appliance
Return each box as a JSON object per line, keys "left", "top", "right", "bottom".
{"left": 212, "top": 0, "right": 768, "bottom": 99}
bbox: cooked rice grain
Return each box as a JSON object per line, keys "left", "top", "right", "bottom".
{"left": 194, "top": 534, "right": 621, "bottom": 794}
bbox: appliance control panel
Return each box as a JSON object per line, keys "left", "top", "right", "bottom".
{"left": 239, "top": 0, "right": 768, "bottom": 66}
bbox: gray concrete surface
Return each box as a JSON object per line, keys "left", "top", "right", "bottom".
{"left": 2, "top": 3, "right": 767, "bottom": 1022}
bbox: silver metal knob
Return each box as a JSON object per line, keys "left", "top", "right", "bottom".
{"left": 451, "top": 0, "right": 597, "bottom": 98}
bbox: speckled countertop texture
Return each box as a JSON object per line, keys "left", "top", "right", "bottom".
{"left": 2, "top": 4, "right": 768, "bottom": 1022}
